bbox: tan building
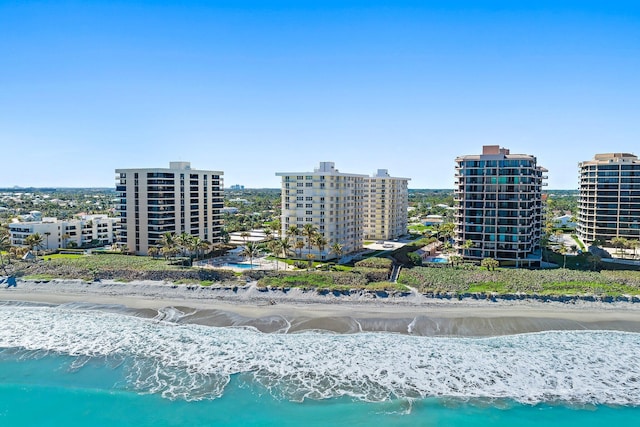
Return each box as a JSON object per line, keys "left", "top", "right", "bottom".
{"left": 115, "top": 162, "right": 223, "bottom": 255}
{"left": 577, "top": 153, "right": 640, "bottom": 244}
{"left": 276, "top": 162, "right": 365, "bottom": 260}
{"left": 454, "top": 145, "right": 547, "bottom": 267}
{"left": 276, "top": 162, "right": 409, "bottom": 260}
{"left": 363, "top": 169, "right": 410, "bottom": 240}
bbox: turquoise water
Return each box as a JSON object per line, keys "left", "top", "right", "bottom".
{"left": 1, "top": 305, "right": 640, "bottom": 426}
{"left": 222, "top": 262, "right": 259, "bottom": 269}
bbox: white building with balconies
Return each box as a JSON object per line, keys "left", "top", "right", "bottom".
{"left": 276, "top": 162, "right": 409, "bottom": 260}
{"left": 9, "top": 214, "right": 119, "bottom": 250}
{"left": 115, "top": 161, "right": 224, "bottom": 255}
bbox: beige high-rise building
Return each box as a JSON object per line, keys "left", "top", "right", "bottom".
{"left": 276, "top": 162, "right": 409, "bottom": 261}
{"left": 577, "top": 153, "right": 640, "bottom": 244}
{"left": 363, "top": 169, "right": 410, "bottom": 240}
{"left": 454, "top": 145, "right": 547, "bottom": 267}
{"left": 276, "top": 162, "right": 365, "bottom": 260}
{"left": 115, "top": 162, "right": 223, "bottom": 255}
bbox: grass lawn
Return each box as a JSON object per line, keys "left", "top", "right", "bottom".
{"left": 43, "top": 253, "right": 184, "bottom": 271}
{"left": 44, "top": 253, "right": 85, "bottom": 260}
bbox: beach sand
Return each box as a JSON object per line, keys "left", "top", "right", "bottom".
{"left": 2, "top": 279, "right": 640, "bottom": 336}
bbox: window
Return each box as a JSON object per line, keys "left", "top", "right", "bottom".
{"left": 297, "top": 190, "right": 303, "bottom": 194}
{"left": 305, "top": 182, "right": 312, "bottom": 187}
{"left": 306, "top": 204, "right": 313, "bottom": 208}
{"left": 306, "top": 197, "right": 312, "bottom": 201}
{"left": 297, "top": 203, "right": 303, "bottom": 208}
{"left": 306, "top": 211, "right": 313, "bottom": 215}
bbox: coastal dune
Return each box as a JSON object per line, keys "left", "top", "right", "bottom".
{"left": 2, "top": 279, "right": 640, "bottom": 337}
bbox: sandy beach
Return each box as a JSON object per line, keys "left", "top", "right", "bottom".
{"left": 2, "top": 278, "right": 640, "bottom": 336}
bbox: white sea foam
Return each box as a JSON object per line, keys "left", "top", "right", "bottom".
{"left": 0, "top": 306, "right": 639, "bottom": 405}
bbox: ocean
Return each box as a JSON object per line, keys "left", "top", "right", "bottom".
{"left": 1, "top": 303, "right": 639, "bottom": 426}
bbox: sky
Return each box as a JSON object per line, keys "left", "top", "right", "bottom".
{"left": 1, "top": 0, "right": 639, "bottom": 189}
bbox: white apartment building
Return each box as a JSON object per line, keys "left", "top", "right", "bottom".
{"left": 276, "top": 162, "right": 409, "bottom": 260}
{"left": 454, "top": 145, "right": 547, "bottom": 267}
{"left": 115, "top": 162, "right": 223, "bottom": 255}
{"left": 9, "top": 214, "right": 119, "bottom": 250}
{"left": 363, "top": 169, "right": 410, "bottom": 240}
{"left": 276, "top": 162, "right": 365, "bottom": 260}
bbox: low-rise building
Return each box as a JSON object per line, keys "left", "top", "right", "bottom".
{"left": 9, "top": 214, "right": 119, "bottom": 250}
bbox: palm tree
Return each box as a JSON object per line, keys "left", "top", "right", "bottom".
{"left": 279, "top": 237, "right": 293, "bottom": 259}
{"left": 306, "top": 253, "right": 315, "bottom": 270}
{"left": 197, "top": 239, "right": 211, "bottom": 260}
{"left": 266, "top": 239, "right": 281, "bottom": 271}
{"left": 611, "top": 237, "right": 628, "bottom": 258}
{"left": 449, "top": 255, "right": 463, "bottom": 267}
{"left": 240, "top": 231, "right": 250, "bottom": 243}
{"left": 480, "top": 257, "right": 499, "bottom": 271}
{"left": 242, "top": 242, "right": 258, "bottom": 268}
{"left": 294, "top": 240, "right": 305, "bottom": 259}
{"left": 263, "top": 227, "right": 274, "bottom": 241}
{"left": 0, "top": 232, "right": 9, "bottom": 269}
{"left": 147, "top": 246, "right": 160, "bottom": 259}
{"left": 160, "top": 232, "right": 177, "bottom": 259}
{"left": 312, "top": 233, "right": 328, "bottom": 259}
{"left": 462, "top": 239, "right": 474, "bottom": 258}
{"left": 25, "top": 233, "right": 44, "bottom": 257}
{"left": 558, "top": 245, "right": 568, "bottom": 268}
{"left": 302, "top": 224, "right": 318, "bottom": 256}
{"left": 329, "top": 242, "right": 344, "bottom": 264}
{"left": 287, "top": 225, "right": 300, "bottom": 239}
{"left": 271, "top": 218, "right": 282, "bottom": 238}
{"left": 177, "top": 232, "right": 193, "bottom": 257}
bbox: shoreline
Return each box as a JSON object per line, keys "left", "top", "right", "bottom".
{"left": 3, "top": 278, "right": 640, "bottom": 336}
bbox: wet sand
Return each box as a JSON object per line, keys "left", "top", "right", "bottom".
{"left": 2, "top": 279, "right": 640, "bottom": 336}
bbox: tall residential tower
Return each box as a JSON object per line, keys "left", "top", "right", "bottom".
{"left": 363, "top": 169, "right": 410, "bottom": 240}
{"left": 577, "top": 153, "right": 640, "bottom": 244}
{"left": 454, "top": 145, "right": 547, "bottom": 267}
{"left": 115, "top": 162, "right": 223, "bottom": 255}
{"left": 276, "top": 162, "right": 409, "bottom": 260}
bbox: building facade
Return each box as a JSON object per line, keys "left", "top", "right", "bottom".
{"left": 577, "top": 153, "right": 640, "bottom": 244}
{"left": 454, "top": 145, "right": 547, "bottom": 266}
{"left": 363, "top": 169, "right": 410, "bottom": 240}
{"left": 276, "top": 162, "right": 366, "bottom": 260}
{"left": 115, "top": 162, "right": 223, "bottom": 255}
{"left": 276, "top": 162, "right": 409, "bottom": 260}
{"left": 9, "top": 214, "right": 119, "bottom": 250}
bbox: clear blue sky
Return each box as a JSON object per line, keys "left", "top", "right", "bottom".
{"left": 1, "top": 0, "right": 639, "bottom": 189}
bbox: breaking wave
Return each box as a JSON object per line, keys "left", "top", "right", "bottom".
{"left": 1, "top": 306, "right": 639, "bottom": 405}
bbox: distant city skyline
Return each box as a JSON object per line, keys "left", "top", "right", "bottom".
{"left": 1, "top": 1, "right": 638, "bottom": 189}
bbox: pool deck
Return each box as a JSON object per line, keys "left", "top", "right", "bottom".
{"left": 196, "top": 256, "right": 292, "bottom": 271}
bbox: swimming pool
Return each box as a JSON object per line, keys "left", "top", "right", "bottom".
{"left": 222, "top": 263, "right": 259, "bottom": 269}
{"left": 426, "top": 257, "right": 448, "bottom": 263}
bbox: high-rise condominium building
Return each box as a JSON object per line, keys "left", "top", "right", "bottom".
{"left": 276, "top": 162, "right": 409, "bottom": 260}
{"left": 363, "top": 169, "right": 410, "bottom": 240}
{"left": 577, "top": 153, "right": 640, "bottom": 244}
{"left": 454, "top": 145, "right": 547, "bottom": 267}
{"left": 276, "top": 162, "right": 365, "bottom": 260}
{"left": 115, "top": 162, "right": 223, "bottom": 255}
